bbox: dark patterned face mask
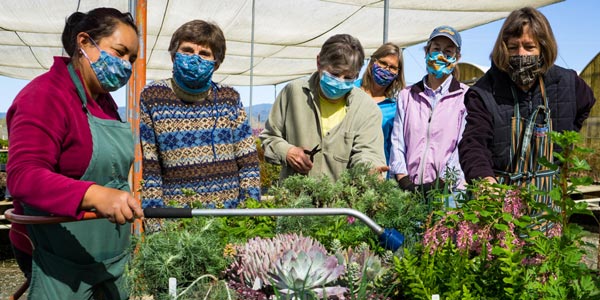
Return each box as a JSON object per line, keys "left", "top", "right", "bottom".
{"left": 508, "top": 55, "right": 543, "bottom": 86}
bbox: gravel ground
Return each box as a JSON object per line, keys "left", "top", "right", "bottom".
{"left": 0, "top": 258, "right": 28, "bottom": 299}
{"left": 583, "top": 233, "right": 600, "bottom": 269}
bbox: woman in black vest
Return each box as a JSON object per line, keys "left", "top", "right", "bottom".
{"left": 459, "top": 6, "right": 596, "bottom": 190}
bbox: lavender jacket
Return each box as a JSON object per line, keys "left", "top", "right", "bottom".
{"left": 389, "top": 77, "right": 468, "bottom": 189}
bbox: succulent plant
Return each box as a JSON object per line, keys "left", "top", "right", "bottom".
{"left": 225, "top": 233, "right": 328, "bottom": 291}
{"left": 334, "top": 242, "right": 395, "bottom": 296}
{"left": 227, "top": 279, "right": 269, "bottom": 300}
{"left": 268, "top": 247, "right": 347, "bottom": 299}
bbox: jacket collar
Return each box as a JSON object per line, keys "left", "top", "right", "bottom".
{"left": 487, "top": 64, "right": 551, "bottom": 102}
{"left": 410, "top": 75, "right": 464, "bottom": 95}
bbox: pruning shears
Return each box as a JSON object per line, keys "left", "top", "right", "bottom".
{"left": 303, "top": 145, "right": 321, "bottom": 162}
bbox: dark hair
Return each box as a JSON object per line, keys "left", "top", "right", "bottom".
{"left": 62, "top": 7, "right": 138, "bottom": 57}
{"left": 491, "top": 6, "right": 557, "bottom": 73}
{"left": 319, "top": 34, "right": 365, "bottom": 76}
{"left": 168, "top": 20, "right": 226, "bottom": 67}
{"left": 361, "top": 43, "right": 405, "bottom": 98}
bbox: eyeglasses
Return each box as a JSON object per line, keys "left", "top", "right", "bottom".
{"left": 375, "top": 59, "right": 399, "bottom": 74}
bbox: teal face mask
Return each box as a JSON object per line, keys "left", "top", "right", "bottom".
{"left": 81, "top": 38, "right": 132, "bottom": 92}
{"left": 173, "top": 52, "right": 215, "bottom": 94}
{"left": 425, "top": 51, "right": 457, "bottom": 79}
{"left": 319, "top": 71, "right": 355, "bottom": 100}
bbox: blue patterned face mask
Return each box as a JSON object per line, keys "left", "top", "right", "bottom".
{"left": 319, "top": 71, "right": 355, "bottom": 100}
{"left": 425, "top": 51, "right": 457, "bottom": 79}
{"left": 173, "top": 52, "right": 215, "bottom": 93}
{"left": 372, "top": 63, "right": 398, "bottom": 87}
{"left": 80, "top": 38, "right": 132, "bottom": 92}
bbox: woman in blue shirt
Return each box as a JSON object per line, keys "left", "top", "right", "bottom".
{"left": 358, "top": 43, "right": 405, "bottom": 165}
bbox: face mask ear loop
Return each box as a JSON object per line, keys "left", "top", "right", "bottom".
{"left": 79, "top": 47, "right": 91, "bottom": 61}
{"left": 79, "top": 36, "right": 99, "bottom": 63}
{"left": 87, "top": 36, "right": 100, "bottom": 48}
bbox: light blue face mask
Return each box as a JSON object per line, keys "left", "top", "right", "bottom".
{"left": 425, "top": 51, "right": 457, "bottom": 79}
{"left": 81, "top": 38, "right": 132, "bottom": 92}
{"left": 173, "top": 52, "right": 216, "bottom": 94}
{"left": 319, "top": 71, "right": 355, "bottom": 100}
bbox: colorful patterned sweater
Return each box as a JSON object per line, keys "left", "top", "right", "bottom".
{"left": 140, "top": 79, "right": 260, "bottom": 208}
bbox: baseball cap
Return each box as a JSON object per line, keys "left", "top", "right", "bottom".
{"left": 428, "top": 25, "right": 461, "bottom": 49}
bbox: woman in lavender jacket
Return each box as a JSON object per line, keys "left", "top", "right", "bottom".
{"left": 389, "top": 25, "right": 468, "bottom": 198}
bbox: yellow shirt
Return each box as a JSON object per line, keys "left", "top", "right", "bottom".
{"left": 319, "top": 96, "right": 347, "bottom": 137}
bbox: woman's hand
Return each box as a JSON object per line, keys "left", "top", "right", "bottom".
{"left": 81, "top": 184, "right": 144, "bottom": 224}
{"left": 286, "top": 146, "right": 313, "bottom": 174}
{"left": 370, "top": 165, "right": 390, "bottom": 180}
{"left": 484, "top": 176, "right": 498, "bottom": 184}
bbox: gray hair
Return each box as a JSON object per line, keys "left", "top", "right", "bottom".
{"left": 318, "top": 34, "right": 365, "bottom": 76}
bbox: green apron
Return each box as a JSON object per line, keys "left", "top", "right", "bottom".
{"left": 25, "top": 63, "right": 134, "bottom": 299}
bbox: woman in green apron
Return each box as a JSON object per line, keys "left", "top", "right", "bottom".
{"left": 7, "top": 7, "right": 143, "bottom": 299}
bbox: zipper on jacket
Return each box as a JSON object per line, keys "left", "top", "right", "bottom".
{"left": 417, "top": 105, "right": 435, "bottom": 185}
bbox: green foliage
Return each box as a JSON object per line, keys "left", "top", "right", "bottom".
{"left": 395, "top": 131, "right": 600, "bottom": 299}
{"left": 271, "top": 164, "right": 429, "bottom": 252}
{"left": 126, "top": 217, "right": 231, "bottom": 298}
{"left": 0, "top": 150, "right": 7, "bottom": 164}
{"left": 576, "top": 139, "right": 600, "bottom": 182}
{"left": 217, "top": 198, "right": 278, "bottom": 244}
{"left": 333, "top": 241, "right": 397, "bottom": 299}
{"left": 154, "top": 275, "right": 236, "bottom": 300}
{"left": 129, "top": 166, "right": 413, "bottom": 298}
{"left": 256, "top": 138, "right": 281, "bottom": 193}
{"left": 128, "top": 137, "right": 600, "bottom": 299}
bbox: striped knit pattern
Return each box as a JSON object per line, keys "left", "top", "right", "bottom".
{"left": 140, "top": 79, "right": 260, "bottom": 209}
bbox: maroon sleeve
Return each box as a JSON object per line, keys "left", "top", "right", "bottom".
{"left": 459, "top": 89, "right": 496, "bottom": 182}
{"left": 6, "top": 79, "right": 95, "bottom": 219}
{"left": 574, "top": 73, "right": 596, "bottom": 131}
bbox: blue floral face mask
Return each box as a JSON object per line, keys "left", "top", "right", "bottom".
{"left": 425, "top": 51, "right": 457, "bottom": 79}
{"left": 372, "top": 63, "right": 398, "bottom": 87}
{"left": 173, "top": 52, "right": 215, "bottom": 94}
{"left": 319, "top": 71, "right": 355, "bottom": 100}
{"left": 80, "top": 38, "right": 132, "bottom": 92}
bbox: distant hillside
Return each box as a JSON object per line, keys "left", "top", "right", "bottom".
{"left": 244, "top": 103, "right": 272, "bottom": 124}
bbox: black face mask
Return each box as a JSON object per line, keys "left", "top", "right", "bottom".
{"left": 508, "top": 55, "right": 543, "bottom": 86}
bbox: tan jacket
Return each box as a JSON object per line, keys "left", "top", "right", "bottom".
{"left": 260, "top": 72, "right": 386, "bottom": 182}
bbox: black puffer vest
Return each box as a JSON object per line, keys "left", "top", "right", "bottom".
{"left": 469, "top": 64, "right": 577, "bottom": 172}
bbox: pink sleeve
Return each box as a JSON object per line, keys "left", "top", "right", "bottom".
{"left": 7, "top": 82, "right": 95, "bottom": 219}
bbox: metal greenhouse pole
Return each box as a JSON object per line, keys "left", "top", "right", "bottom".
{"left": 127, "top": 0, "right": 147, "bottom": 234}
{"left": 383, "top": 0, "right": 389, "bottom": 43}
{"left": 249, "top": 0, "right": 256, "bottom": 128}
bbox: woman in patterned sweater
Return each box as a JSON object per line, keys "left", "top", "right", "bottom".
{"left": 140, "top": 20, "right": 260, "bottom": 210}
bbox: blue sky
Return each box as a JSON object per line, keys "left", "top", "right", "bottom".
{"left": 0, "top": 0, "right": 598, "bottom": 112}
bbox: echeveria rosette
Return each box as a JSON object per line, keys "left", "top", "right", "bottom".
{"left": 269, "top": 247, "right": 347, "bottom": 299}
